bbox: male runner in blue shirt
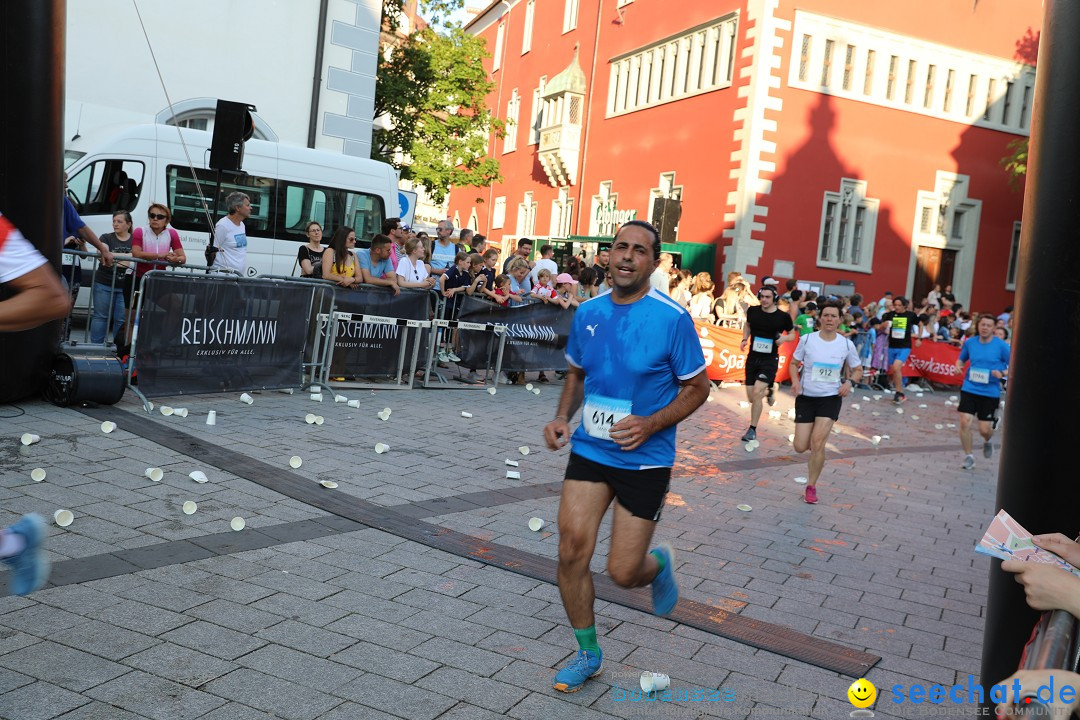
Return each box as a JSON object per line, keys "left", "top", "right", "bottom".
{"left": 543, "top": 220, "right": 709, "bottom": 693}
{"left": 955, "top": 313, "right": 1010, "bottom": 469}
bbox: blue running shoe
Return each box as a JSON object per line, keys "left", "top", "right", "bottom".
{"left": 553, "top": 648, "right": 603, "bottom": 693}
{"left": 650, "top": 543, "right": 678, "bottom": 616}
{"left": 2, "top": 514, "right": 49, "bottom": 596}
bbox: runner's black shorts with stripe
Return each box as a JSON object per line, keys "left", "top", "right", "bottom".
{"left": 744, "top": 354, "right": 779, "bottom": 386}
{"left": 958, "top": 391, "right": 999, "bottom": 422}
{"left": 564, "top": 452, "right": 671, "bottom": 522}
{"left": 794, "top": 394, "right": 842, "bottom": 423}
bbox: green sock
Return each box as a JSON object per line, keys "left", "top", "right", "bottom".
{"left": 574, "top": 625, "right": 600, "bottom": 653}
{"left": 650, "top": 548, "right": 667, "bottom": 573}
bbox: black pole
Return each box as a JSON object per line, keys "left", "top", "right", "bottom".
{"left": 0, "top": 0, "right": 66, "bottom": 402}
{"left": 980, "top": 0, "right": 1080, "bottom": 699}
{"left": 308, "top": 0, "right": 330, "bottom": 149}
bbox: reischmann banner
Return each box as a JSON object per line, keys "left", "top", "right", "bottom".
{"left": 456, "top": 296, "right": 572, "bottom": 372}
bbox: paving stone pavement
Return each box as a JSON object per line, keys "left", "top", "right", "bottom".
{"left": 0, "top": 379, "right": 1001, "bottom": 719}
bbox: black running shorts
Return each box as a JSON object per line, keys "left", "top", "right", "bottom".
{"left": 744, "top": 354, "right": 779, "bottom": 386}
{"left": 794, "top": 394, "right": 842, "bottom": 423}
{"left": 958, "top": 391, "right": 999, "bottom": 422}
{"left": 564, "top": 452, "right": 671, "bottom": 522}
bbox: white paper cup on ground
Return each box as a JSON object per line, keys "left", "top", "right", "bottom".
{"left": 934, "top": 423, "right": 944, "bottom": 430}
{"left": 787, "top": 408, "right": 796, "bottom": 419}
{"left": 950, "top": 395, "right": 958, "bottom": 402}
{"left": 896, "top": 408, "right": 904, "bottom": 414}
{"left": 505, "top": 459, "right": 519, "bottom": 467}
{"left": 528, "top": 517, "right": 544, "bottom": 532}
{"left": 31, "top": 468, "right": 46, "bottom": 482}
{"left": 279, "top": 388, "right": 295, "bottom": 394}
{"left": 507, "top": 470, "right": 521, "bottom": 479}
{"left": 310, "top": 393, "right": 323, "bottom": 402}
{"left": 289, "top": 456, "right": 303, "bottom": 469}
{"left": 525, "top": 383, "right": 534, "bottom": 391}
{"left": 144, "top": 467, "right": 163, "bottom": 482}
{"left": 871, "top": 435, "right": 881, "bottom": 445}
{"left": 206, "top": 410, "right": 217, "bottom": 426}
{"left": 189, "top": 470, "right": 209, "bottom": 484}
{"left": 851, "top": 403, "right": 860, "bottom": 410}
{"left": 793, "top": 476, "right": 808, "bottom": 484}
{"left": 334, "top": 394, "right": 348, "bottom": 403}
{"left": 487, "top": 387, "right": 497, "bottom": 395}
{"left": 736, "top": 504, "right": 752, "bottom": 512}
{"left": 872, "top": 394, "right": 881, "bottom": 400}
{"left": 160, "top": 406, "right": 174, "bottom": 416}
{"left": 320, "top": 479, "right": 338, "bottom": 489}
{"left": 532, "top": 388, "right": 541, "bottom": 395}
{"left": 787, "top": 434, "right": 795, "bottom": 443}
{"left": 54, "top": 509, "right": 74, "bottom": 527}
{"left": 919, "top": 404, "right": 928, "bottom": 408}
{"left": 240, "top": 393, "right": 254, "bottom": 405}
{"left": 461, "top": 411, "right": 473, "bottom": 418}
{"left": 173, "top": 408, "right": 188, "bottom": 418}
{"left": 911, "top": 415, "right": 920, "bottom": 421}
{"left": 640, "top": 671, "right": 671, "bottom": 693}
{"left": 230, "top": 517, "right": 246, "bottom": 531}
{"left": 182, "top": 501, "right": 197, "bottom": 515}
{"left": 744, "top": 442, "right": 756, "bottom": 452}
{"left": 305, "top": 413, "right": 317, "bottom": 424}
{"left": 739, "top": 401, "right": 750, "bottom": 409}
{"left": 314, "top": 416, "right": 324, "bottom": 425}
{"left": 518, "top": 446, "right": 530, "bottom": 456}
{"left": 348, "top": 400, "right": 360, "bottom": 408}
{"left": 100, "top": 421, "right": 116, "bottom": 434}
{"left": 20, "top": 433, "right": 40, "bottom": 446}
{"left": 375, "top": 443, "right": 389, "bottom": 454}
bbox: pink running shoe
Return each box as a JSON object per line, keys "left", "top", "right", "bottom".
{"left": 804, "top": 486, "right": 818, "bottom": 504}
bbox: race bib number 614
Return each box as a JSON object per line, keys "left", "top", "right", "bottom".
{"left": 583, "top": 395, "right": 632, "bottom": 441}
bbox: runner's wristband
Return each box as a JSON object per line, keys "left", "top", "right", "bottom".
{"left": 554, "top": 415, "right": 569, "bottom": 421}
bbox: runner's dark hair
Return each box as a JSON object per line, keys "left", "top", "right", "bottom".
{"left": 818, "top": 298, "right": 844, "bottom": 315}
{"left": 615, "top": 220, "right": 661, "bottom": 259}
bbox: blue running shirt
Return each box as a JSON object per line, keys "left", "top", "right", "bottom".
{"left": 958, "top": 336, "right": 1010, "bottom": 397}
{"left": 565, "top": 289, "right": 707, "bottom": 470}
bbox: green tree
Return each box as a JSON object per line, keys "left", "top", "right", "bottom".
{"left": 1000, "top": 138, "right": 1027, "bottom": 190}
{"left": 375, "top": 5, "right": 503, "bottom": 205}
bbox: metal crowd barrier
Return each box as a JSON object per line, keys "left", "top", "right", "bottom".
{"left": 421, "top": 288, "right": 508, "bottom": 390}
{"left": 259, "top": 274, "right": 339, "bottom": 394}
{"left": 317, "top": 308, "right": 430, "bottom": 390}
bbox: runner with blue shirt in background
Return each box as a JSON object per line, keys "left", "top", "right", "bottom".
{"left": 955, "top": 313, "right": 1010, "bottom": 470}
{"left": 542, "top": 220, "right": 709, "bottom": 693}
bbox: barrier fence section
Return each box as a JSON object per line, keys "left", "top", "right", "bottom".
{"left": 128, "top": 271, "right": 313, "bottom": 406}
{"left": 453, "top": 296, "right": 573, "bottom": 373}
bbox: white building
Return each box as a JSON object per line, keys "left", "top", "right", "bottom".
{"left": 65, "top": 0, "right": 380, "bottom": 158}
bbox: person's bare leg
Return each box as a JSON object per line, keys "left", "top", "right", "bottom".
{"left": 807, "top": 417, "right": 834, "bottom": 487}
{"left": 749, "top": 381, "right": 768, "bottom": 427}
{"left": 606, "top": 501, "right": 660, "bottom": 589}
{"left": 978, "top": 420, "right": 995, "bottom": 444}
{"left": 959, "top": 412, "right": 974, "bottom": 455}
{"left": 793, "top": 421, "right": 813, "bottom": 454}
{"left": 557, "top": 480, "right": 614, "bottom": 629}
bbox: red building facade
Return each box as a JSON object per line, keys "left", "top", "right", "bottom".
{"left": 447, "top": 0, "right": 1039, "bottom": 312}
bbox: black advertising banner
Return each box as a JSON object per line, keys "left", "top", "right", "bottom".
{"left": 456, "top": 296, "right": 573, "bottom": 371}
{"left": 135, "top": 274, "right": 311, "bottom": 397}
{"left": 321, "top": 288, "right": 429, "bottom": 377}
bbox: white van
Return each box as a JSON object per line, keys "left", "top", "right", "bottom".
{"left": 63, "top": 123, "right": 398, "bottom": 279}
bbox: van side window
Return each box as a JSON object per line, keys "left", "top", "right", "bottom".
{"left": 66, "top": 160, "right": 144, "bottom": 215}
{"left": 279, "top": 181, "right": 385, "bottom": 244}
{"left": 167, "top": 165, "right": 275, "bottom": 235}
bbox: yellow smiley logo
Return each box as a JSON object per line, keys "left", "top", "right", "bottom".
{"left": 848, "top": 679, "right": 877, "bottom": 709}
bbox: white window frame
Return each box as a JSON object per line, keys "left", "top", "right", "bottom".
{"left": 816, "top": 178, "right": 878, "bottom": 274}
{"left": 492, "top": 196, "right": 506, "bottom": 229}
{"left": 503, "top": 89, "right": 519, "bottom": 153}
{"left": 1006, "top": 221, "right": 1021, "bottom": 291}
{"left": 517, "top": 191, "right": 537, "bottom": 236}
{"left": 493, "top": 22, "right": 505, "bottom": 71}
{"left": 550, "top": 187, "right": 574, "bottom": 238}
{"left": 606, "top": 14, "right": 737, "bottom": 118}
{"left": 563, "top": 0, "right": 579, "bottom": 33}
{"left": 522, "top": 0, "right": 535, "bottom": 54}
{"left": 529, "top": 76, "right": 547, "bottom": 145}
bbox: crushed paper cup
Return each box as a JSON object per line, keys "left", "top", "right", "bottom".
{"left": 230, "top": 517, "right": 246, "bottom": 531}
{"left": 319, "top": 479, "right": 339, "bottom": 489}
{"left": 148, "top": 402, "right": 155, "bottom": 411}
{"left": 305, "top": 413, "right": 317, "bottom": 424}
{"left": 289, "top": 456, "right": 303, "bottom": 469}
{"left": 871, "top": 411, "right": 880, "bottom": 416}
{"left": 310, "top": 393, "right": 323, "bottom": 402}
{"left": 525, "top": 383, "right": 534, "bottom": 391}
{"left": 640, "top": 671, "right": 671, "bottom": 693}
{"left": 461, "top": 412, "right": 473, "bottom": 418}
{"left": 182, "top": 501, "right": 197, "bottom": 515}
{"left": 744, "top": 442, "right": 757, "bottom": 452}
{"left": 206, "top": 411, "right": 217, "bottom": 426}
{"left": 532, "top": 388, "right": 541, "bottom": 395}
{"left": 30, "top": 468, "right": 46, "bottom": 482}
{"left": 334, "top": 394, "right": 348, "bottom": 403}
{"left": 314, "top": 416, "right": 324, "bottom": 425}
{"left": 528, "top": 517, "right": 544, "bottom": 532}
{"left": 240, "top": 393, "right": 254, "bottom": 405}
{"left": 348, "top": 400, "right": 360, "bottom": 408}
{"left": 279, "top": 388, "right": 295, "bottom": 394}
{"left": 736, "top": 504, "right": 752, "bottom": 512}
{"left": 518, "top": 446, "right": 530, "bottom": 455}
{"left": 100, "top": 421, "right": 116, "bottom": 434}
{"left": 160, "top": 406, "right": 174, "bottom": 416}
{"left": 54, "top": 509, "right": 74, "bottom": 527}
{"left": 793, "top": 476, "right": 808, "bottom": 484}
{"left": 505, "top": 459, "right": 520, "bottom": 467}
{"left": 739, "top": 401, "right": 750, "bottom": 409}
{"left": 862, "top": 396, "right": 870, "bottom": 402}
{"left": 189, "top": 470, "right": 209, "bottom": 484}
{"left": 872, "top": 394, "right": 882, "bottom": 401}
{"left": 851, "top": 403, "right": 860, "bottom": 410}
{"left": 949, "top": 395, "right": 958, "bottom": 402}
{"left": 144, "top": 468, "right": 164, "bottom": 482}
{"left": 507, "top": 470, "right": 521, "bottom": 479}
{"left": 871, "top": 435, "right": 881, "bottom": 445}
{"left": 896, "top": 408, "right": 904, "bottom": 414}
{"left": 944, "top": 401, "right": 953, "bottom": 406}
{"left": 173, "top": 408, "right": 188, "bottom": 418}
{"left": 787, "top": 434, "right": 795, "bottom": 442}
{"left": 918, "top": 404, "right": 928, "bottom": 408}
{"left": 375, "top": 443, "right": 389, "bottom": 454}
{"left": 880, "top": 434, "right": 890, "bottom": 440}
{"left": 946, "top": 423, "right": 956, "bottom": 428}
{"left": 487, "top": 387, "right": 497, "bottom": 395}
{"left": 831, "top": 427, "right": 841, "bottom": 434}
{"left": 20, "top": 433, "right": 40, "bottom": 446}
{"left": 768, "top": 410, "right": 781, "bottom": 419}
{"left": 911, "top": 415, "right": 920, "bottom": 421}
{"left": 934, "top": 424, "right": 944, "bottom": 430}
